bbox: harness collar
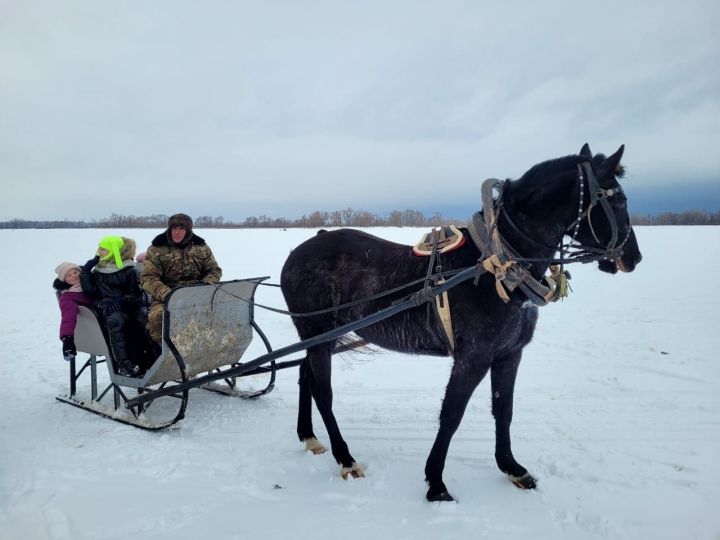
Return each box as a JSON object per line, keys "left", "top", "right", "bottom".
{"left": 467, "top": 179, "right": 561, "bottom": 306}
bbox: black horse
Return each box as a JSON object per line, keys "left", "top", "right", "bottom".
{"left": 280, "top": 144, "right": 642, "bottom": 502}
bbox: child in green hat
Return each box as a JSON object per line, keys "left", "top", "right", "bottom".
{"left": 81, "top": 236, "right": 152, "bottom": 377}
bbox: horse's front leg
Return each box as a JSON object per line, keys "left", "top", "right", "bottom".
{"left": 425, "top": 356, "right": 489, "bottom": 502}
{"left": 297, "top": 360, "right": 326, "bottom": 454}
{"left": 491, "top": 350, "right": 536, "bottom": 489}
{"left": 307, "top": 345, "right": 363, "bottom": 479}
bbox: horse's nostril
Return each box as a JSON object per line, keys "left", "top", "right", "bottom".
{"left": 636, "top": 253, "right": 643, "bottom": 264}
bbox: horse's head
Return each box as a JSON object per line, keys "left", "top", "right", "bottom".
{"left": 573, "top": 144, "right": 642, "bottom": 274}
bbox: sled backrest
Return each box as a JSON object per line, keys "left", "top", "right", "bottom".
{"left": 141, "top": 278, "right": 265, "bottom": 386}
{"left": 54, "top": 289, "right": 110, "bottom": 357}
{"left": 74, "top": 306, "right": 111, "bottom": 357}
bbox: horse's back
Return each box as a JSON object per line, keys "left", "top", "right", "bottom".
{"left": 284, "top": 229, "right": 410, "bottom": 265}
{"left": 281, "top": 228, "right": 416, "bottom": 305}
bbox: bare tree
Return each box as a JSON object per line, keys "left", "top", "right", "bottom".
{"left": 305, "top": 211, "right": 329, "bottom": 227}
{"left": 387, "top": 210, "right": 403, "bottom": 227}
{"left": 341, "top": 207, "right": 355, "bottom": 226}
{"left": 328, "top": 211, "right": 343, "bottom": 227}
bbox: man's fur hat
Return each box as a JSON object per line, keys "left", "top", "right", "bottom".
{"left": 168, "top": 213, "right": 193, "bottom": 233}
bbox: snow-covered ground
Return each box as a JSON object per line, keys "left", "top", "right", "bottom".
{"left": 0, "top": 226, "right": 718, "bottom": 540}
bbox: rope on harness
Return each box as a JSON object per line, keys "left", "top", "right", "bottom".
{"left": 409, "top": 285, "right": 437, "bottom": 306}
{"left": 481, "top": 254, "right": 514, "bottom": 303}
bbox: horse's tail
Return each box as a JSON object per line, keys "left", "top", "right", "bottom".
{"left": 334, "top": 335, "right": 373, "bottom": 356}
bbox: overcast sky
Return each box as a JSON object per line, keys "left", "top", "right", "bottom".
{"left": 1, "top": 0, "right": 718, "bottom": 221}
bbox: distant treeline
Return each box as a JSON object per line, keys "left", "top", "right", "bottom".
{"left": 1, "top": 209, "right": 719, "bottom": 229}
{"left": 0, "top": 210, "right": 457, "bottom": 229}
{"left": 630, "top": 210, "right": 720, "bottom": 225}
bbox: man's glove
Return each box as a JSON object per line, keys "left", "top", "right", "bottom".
{"left": 160, "top": 287, "right": 174, "bottom": 302}
{"left": 82, "top": 255, "right": 100, "bottom": 274}
{"left": 61, "top": 336, "right": 76, "bottom": 361}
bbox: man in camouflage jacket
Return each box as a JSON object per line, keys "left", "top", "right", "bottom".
{"left": 140, "top": 213, "right": 222, "bottom": 342}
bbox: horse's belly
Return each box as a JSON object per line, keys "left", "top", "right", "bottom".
{"left": 354, "top": 309, "right": 449, "bottom": 357}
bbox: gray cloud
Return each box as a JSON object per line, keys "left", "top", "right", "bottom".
{"left": 1, "top": 0, "right": 718, "bottom": 220}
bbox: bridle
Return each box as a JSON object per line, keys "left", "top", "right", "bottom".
{"left": 572, "top": 161, "right": 632, "bottom": 260}
{"left": 496, "top": 159, "right": 632, "bottom": 267}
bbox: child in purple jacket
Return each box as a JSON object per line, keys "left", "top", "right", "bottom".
{"left": 53, "top": 262, "right": 94, "bottom": 361}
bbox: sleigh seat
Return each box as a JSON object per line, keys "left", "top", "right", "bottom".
{"left": 56, "top": 278, "right": 275, "bottom": 429}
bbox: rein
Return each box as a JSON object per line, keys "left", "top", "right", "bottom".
{"left": 215, "top": 266, "right": 471, "bottom": 318}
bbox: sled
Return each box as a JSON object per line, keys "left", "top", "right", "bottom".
{"left": 56, "top": 278, "right": 277, "bottom": 430}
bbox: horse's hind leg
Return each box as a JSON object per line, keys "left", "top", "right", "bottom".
{"left": 306, "top": 343, "right": 363, "bottom": 478}
{"left": 425, "top": 357, "right": 490, "bottom": 502}
{"left": 491, "top": 350, "right": 537, "bottom": 489}
{"left": 297, "top": 360, "right": 326, "bottom": 454}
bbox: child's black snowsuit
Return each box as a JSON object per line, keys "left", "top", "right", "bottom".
{"left": 81, "top": 258, "right": 149, "bottom": 376}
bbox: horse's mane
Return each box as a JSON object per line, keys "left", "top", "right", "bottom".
{"left": 510, "top": 152, "right": 626, "bottom": 189}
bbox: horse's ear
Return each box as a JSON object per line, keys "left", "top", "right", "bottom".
{"left": 600, "top": 144, "right": 625, "bottom": 176}
{"left": 580, "top": 143, "right": 592, "bottom": 159}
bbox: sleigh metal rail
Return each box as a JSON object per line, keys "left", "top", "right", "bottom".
{"left": 56, "top": 277, "right": 279, "bottom": 430}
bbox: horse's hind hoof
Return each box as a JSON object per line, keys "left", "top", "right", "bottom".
{"left": 509, "top": 472, "right": 537, "bottom": 489}
{"left": 303, "top": 437, "right": 327, "bottom": 455}
{"left": 426, "top": 489, "right": 455, "bottom": 502}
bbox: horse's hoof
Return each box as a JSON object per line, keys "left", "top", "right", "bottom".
{"left": 426, "top": 489, "right": 455, "bottom": 502}
{"left": 304, "top": 437, "right": 327, "bottom": 455}
{"left": 341, "top": 462, "right": 365, "bottom": 479}
{"left": 509, "top": 472, "right": 537, "bottom": 489}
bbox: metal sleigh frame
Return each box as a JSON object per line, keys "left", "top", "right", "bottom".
{"left": 56, "top": 277, "right": 285, "bottom": 430}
